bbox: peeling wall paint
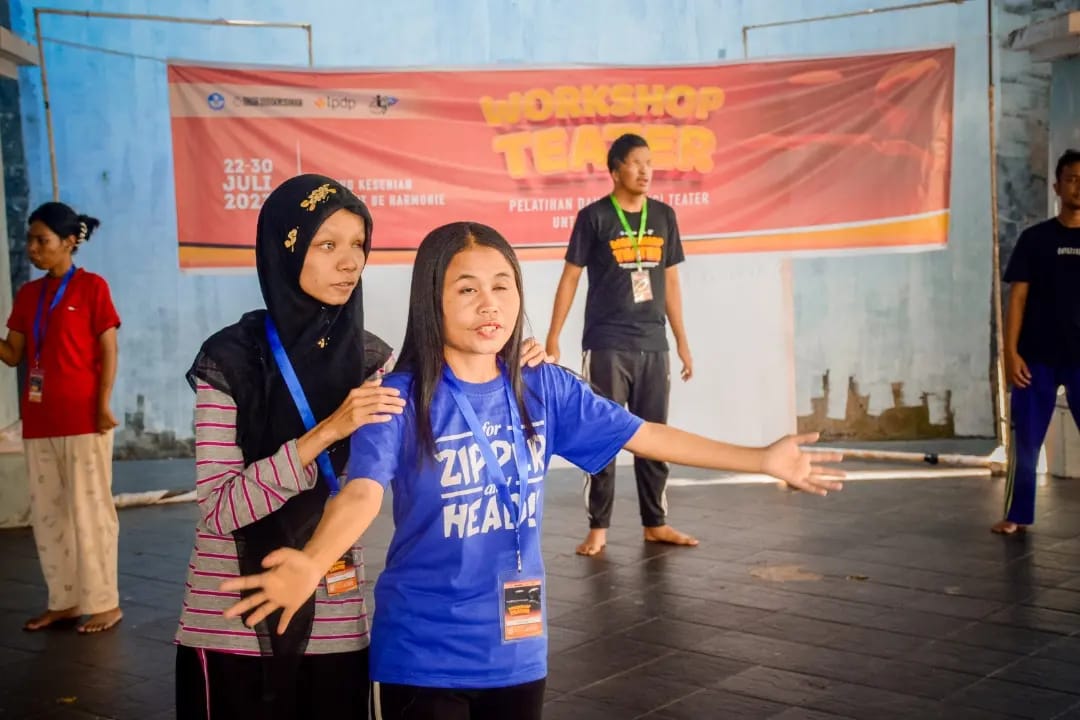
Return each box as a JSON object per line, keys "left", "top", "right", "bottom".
{"left": 798, "top": 371, "right": 956, "bottom": 441}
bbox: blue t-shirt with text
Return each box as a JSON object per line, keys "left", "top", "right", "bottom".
{"left": 348, "top": 363, "right": 642, "bottom": 688}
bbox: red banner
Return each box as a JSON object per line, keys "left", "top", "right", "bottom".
{"left": 168, "top": 49, "right": 954, "bottom": 269}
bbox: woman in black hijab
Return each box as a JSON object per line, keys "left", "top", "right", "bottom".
{"left": 174, "top": 174, "right": 405, "bottom": 719}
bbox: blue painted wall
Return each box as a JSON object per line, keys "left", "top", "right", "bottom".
{"left": 9, "top": 0, "right": 1061, "bottom": 462}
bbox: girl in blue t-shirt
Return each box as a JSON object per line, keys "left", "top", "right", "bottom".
{"left": 221, "top": 221, "right": 844, "bottom": 720}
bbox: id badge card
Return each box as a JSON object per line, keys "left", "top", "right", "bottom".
{"left": 324, "top": 551, "right": 359, "bottom": 596}
{"left": 500, "top": 570, "right": 544, "bottom": 643}
{"left": 28, "top": 368, "right": 45, "bottom": 403}
{"left": 631, "top": 270, "right": 653, "bottom": 304}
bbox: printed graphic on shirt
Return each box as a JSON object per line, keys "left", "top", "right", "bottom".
{"left": 435, "top": 420, "right": 547, "bottom": 540}
{"left": 609, "top": 230, "right": 664, "bottom": 269}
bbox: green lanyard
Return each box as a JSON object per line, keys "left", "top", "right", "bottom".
{"left": 609, "top": 194, "right": 648, "bottom": 271}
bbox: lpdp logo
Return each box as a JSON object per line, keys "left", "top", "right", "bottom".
{"left": 315, "top": 95, "right": 358, "bottom": 111}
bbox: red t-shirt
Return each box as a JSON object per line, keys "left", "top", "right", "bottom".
{"left": 6, "top": 269, "right": 121, "bottom": 439}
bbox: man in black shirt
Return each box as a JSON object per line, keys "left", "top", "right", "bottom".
{"left": 546, "top": 133, "right": 695, "bottom": 555}
{"left": 995, "top": 148, "right": 1080, "bottom": 534}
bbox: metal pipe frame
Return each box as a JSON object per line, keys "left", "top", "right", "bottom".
{"left": 33, "top": 7, "right": 314, "bottom": 200}
{"left": 985, "top": 0, "right": 1008, "bottom": 454}
{"left": 741, "top": 0, "right": 969, "bottom": 57}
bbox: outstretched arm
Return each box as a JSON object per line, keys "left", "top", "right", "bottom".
{"left": 624, "top": 424, "right": 843, "bottom": 496}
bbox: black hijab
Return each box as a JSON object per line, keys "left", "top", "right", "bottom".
{"left": 186, "top": 174, "right": 388, "bottom": 666}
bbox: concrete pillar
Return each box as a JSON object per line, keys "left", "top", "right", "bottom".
{"left": 0, "top": 24, "right": 36, "bottom": 526}
{"left": 0, "top": 100, "right": 18, "bottom": 428}
{"left": 0, "top": 119, "right": 28, "bottom": 527}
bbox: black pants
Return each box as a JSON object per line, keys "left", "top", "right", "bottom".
{"left": 372, "top": 678, "right": 545, "bottom": 720}
{"left": 175, "top": 644, "right": 369, "bottom": 719}
{"left": 583, "top": 349, "right": 670, "bottom": 528}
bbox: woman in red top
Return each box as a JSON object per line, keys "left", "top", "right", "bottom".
{"left": 0, "top": 201, "right": 123, "bottom": 633}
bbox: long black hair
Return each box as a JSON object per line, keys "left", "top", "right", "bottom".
{"left": 395, "top": 221, "right": 534, "bottom": 457}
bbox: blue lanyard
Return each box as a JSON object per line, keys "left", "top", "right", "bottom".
{"left": 33, "top": 266, "right": 76, "bottom": 367}
{"left": 264, "top": 314, "right": 340, "bottom": 495}
{"left": 442, "top": 366, "right": 530, "bottom": 571}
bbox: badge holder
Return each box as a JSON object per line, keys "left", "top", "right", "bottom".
{"left": 28, "top": 368, "right": 44, "bottom": 403}
{"left": 631, "top": 268, "right": 653, "bottom": 303}
{"left": 325, "top": 551, "right": 360, "bottom": 597}
{"left": 499, "top": 568, "right": 544, "bottom": 643}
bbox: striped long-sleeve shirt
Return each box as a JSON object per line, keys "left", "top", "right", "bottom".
{"left": 175, "top": 383, "right": 370, "bottom": 655}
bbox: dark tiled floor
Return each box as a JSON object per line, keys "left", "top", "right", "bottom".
{"left": 3, "top": 460, "right": 1080, "bottom": 719}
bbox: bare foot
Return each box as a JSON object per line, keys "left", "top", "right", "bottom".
{"left": 643, "top": 525, "right": 699, "bottom": 547}
{"left": 77, "top": 607, "right": 123, "bottom": 634}
{"left": 575, "top": 529, "right": 607, "bottom": 556}
{"left": 991, "top": 520, "right": 1026, "bottom": 535}
{"left": 24, "top": 607, "right": 80, "bottom": 632}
